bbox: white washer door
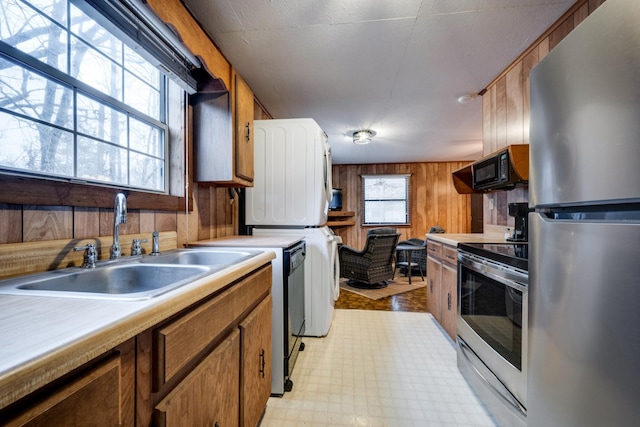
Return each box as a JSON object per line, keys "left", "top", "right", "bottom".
{"left": 330, "top": 239, "right": 340, "bottom": 301}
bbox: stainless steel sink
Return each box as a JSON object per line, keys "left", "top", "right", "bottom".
{"left": 140, "top": 249, "right": 259, "bottom": 267}
{"left": 0, "top": 263, "right": 212, "bottom": 301}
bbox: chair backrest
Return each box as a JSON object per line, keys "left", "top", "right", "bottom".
{"left": 363, "top": 230, "right": 400, "bottom": 264}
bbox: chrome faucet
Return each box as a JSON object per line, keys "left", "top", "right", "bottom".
{"left": 110, "top": 192, "right": 127, "bottom": 259}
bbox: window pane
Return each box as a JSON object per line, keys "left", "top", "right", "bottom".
{"left": 70, "top": 36, "right": 122, "bottom": 100}
{"left": 0, "top": 57, "right": 74, "bottom": 129}
{"left": 26, "top": 0, "right": 67, "bottom": 26}
{"left": 365, "top": 201, "right": 407, "bottom": 224}
{"left": 130, "top": 117, "right": 162, "bottom": 157}
{"left": 70, "top": 3, "right": 122, "bottom": 63}
{"left": 0, "top": 0, "right": 67, "bottom": 71}
{"left": 77, "top": 93, "right": 126, "bottom": 146}
{"left": 77, "top": 136, "right": 127, "bottom": 184}
{"left": 364, "top": 177, "right": 407, "bottom": 200}
{"left": 125, "top": 71, "right": 160, "bottom": 120}
{"left": 0, "top": 111, "right": 73, "bottom": 175}
{"left": 124, "top": 45, "right": 158, "bottom": 87}
{"left": 130, "top": 152, "right": 163, "bottom": 190}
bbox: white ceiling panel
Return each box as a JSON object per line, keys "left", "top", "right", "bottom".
{"left": 183, "top": 0, "right": 575, "bottom": 164}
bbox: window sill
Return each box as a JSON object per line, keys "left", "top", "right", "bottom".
{"left": 0, "top": 175, "right": 190, "bottom": 211}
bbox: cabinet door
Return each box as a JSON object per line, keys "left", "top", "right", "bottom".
{"left": 240, "top": 295, "right": 272, "bottom": 427}
{"left": 426, "top": 256, "right": 442, "bottom": 321}
{"left": 3, "top": 340, "right": 135, "bottom": 427}
{"left": 235, "top": 73, "right": 254, "bottom": 182}
{"left": 441, "top": 262, "right": 458, "bottom": 340}
{"left": 155, "top": 330, "right": 240, "bottom": 427}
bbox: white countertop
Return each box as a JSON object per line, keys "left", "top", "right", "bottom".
{"left": 0, "top": 250, "right": 275, "bottom": 409}
{"left": 425, "top": 233, "right": 509, "bottom": 247}
{"left": 190, "top": 235, "right": 304, "bottom": 248}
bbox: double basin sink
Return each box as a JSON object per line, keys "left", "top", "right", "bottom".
{"left": 0, "top": 249, "right": 261, "bottom": 301}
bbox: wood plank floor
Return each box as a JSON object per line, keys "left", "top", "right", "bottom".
{"left": 335, "top": 272, "right": 428, "bottom": 313}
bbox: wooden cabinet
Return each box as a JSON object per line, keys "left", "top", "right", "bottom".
{"left": 426, "top": 252, "right": 442, "bottom": 321}
{"left": 0, "top": 339, "right": 135, "bottom": 427}
{"left": 440, "top": 245, "right": 459, "bottom": 340}
{"left": 155, "top": 330, "right": 240, "bottom": 427}
{"left": 426, "top": 240, "right": 458, "bottom": 340}
{"left": 234, "top": 73, "right": 254, "bottom": 183}
{"left": 137, "top": 265, "right": 272, "bottom": 427}
{"left": 192, "top": 73, "right": 254, "bottom": 186}
{"left": 240, "top": 295, "right": 272, "bottom": 427}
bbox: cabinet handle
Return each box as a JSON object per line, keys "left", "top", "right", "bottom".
{"left": 245, "top": 122, "right": 251, "bottom": 142}
{"left": 259, "top": 349, "right": 265, "bottom": 378}
{"left": 215, "top": 422, "right": 219, "bottom": 427}
{"left": 429, "top": 279, "right": 433, "bottom": 292}
{"left": 447, "top": 292, "right": 451, "bottom": 310}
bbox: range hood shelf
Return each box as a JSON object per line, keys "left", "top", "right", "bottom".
{"left": 452, "top": 145, "right": 529, "bottom": 194}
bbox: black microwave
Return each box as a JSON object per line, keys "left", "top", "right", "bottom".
{"left": 472, "top": 150, "right": 512, "bottom": 191}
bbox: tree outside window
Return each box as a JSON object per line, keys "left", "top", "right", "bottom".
{"left": 0, "top": 0, "right": 170, "bottom": 192}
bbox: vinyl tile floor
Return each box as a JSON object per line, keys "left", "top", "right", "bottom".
{"left": 260, "top": 309, "right": 496, "bottom": 427}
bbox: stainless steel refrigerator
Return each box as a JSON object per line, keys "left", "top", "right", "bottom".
{"left": 528, "top": 0, "right": 640, "bottom": 425}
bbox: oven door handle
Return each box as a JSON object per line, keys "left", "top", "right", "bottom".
{"left": 458, "top": 252, "right": 528, "bottom": 292}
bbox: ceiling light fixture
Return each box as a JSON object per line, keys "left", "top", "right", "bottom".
{"left": 352, "top": 129, "right": 376, "bottom": 145}
{"left": 457, "top": 93, "right": 478, "bottom": 104}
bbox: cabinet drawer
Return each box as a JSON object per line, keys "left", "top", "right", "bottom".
{"left": 156, "top": 265, "right": 271, "bottom": 387}
{"left": 442, "top": 245, "right": 458, "bottom": 266}
{"left": 426, "top": 241, "right": 442, "bottom": 259}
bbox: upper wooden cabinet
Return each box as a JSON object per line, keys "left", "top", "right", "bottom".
{"left": 191, "top": 73, "right": 255, "bottom": 186}
{"left": 234, "top": 73, "right": 254, "bottom": 183}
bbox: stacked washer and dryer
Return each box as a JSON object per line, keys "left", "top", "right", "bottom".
{"left": 246, "top": 118, "right": 340, "bottom": 337}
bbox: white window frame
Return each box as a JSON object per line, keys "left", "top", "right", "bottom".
{"left": 361, "top": 174, "right": 411, "bottom": 226}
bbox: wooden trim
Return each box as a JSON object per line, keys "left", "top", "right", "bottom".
{"left": 483, "top": 0, "right": 591, "bottom": 90}
{"left": 0, "top": 176, "right": 192, "bottom": 211}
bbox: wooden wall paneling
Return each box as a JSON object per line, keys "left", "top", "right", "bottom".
{"left": 589, "top": 0, "right": 606, "bottom": 13}
{"left": 23, "top": 206, "right": 73, "bottom": 242}
{"left": 138, "top": 210, "right": 155, "bottom": 233}
{"left": 196, "top": 184, "right": 211, "bottom": 240}
{"left": 482, "top": 90, "right": 492, "bottom": 156}
{"left": 73, "top": 207, "right": 100, "bottom": 240}
{"left": 155, "top": 211, "right": 178, "bottom": 233}
{"left": 99, "top": 208, "right": 140, "bottom": 238}
{"left": 538, "top": 36, "right": 550, "bottom": 61}
{"left": 0, "top": 204, "right": 22, "bottom": 244}
{"left": 495, "top": 76, "right": 508, "bottom": 150}
{"left": 548, "top": 14, "right": 574, "bottom": 50}
{"left": 574, "top": 3, "right": 589, "bottom": 26}
{"left": 413, "top": 163, "right": 427, "bottom": 238}
{"left": 506, "top": 62, "right": 524, "bottom": 146}
{"left": 522, "top": 47, "right": 540, "bottom": 145}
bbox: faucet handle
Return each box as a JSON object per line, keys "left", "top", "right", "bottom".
{"left": 74, "top": 243, "right": 98, "bottom": 268}
{"left": 131, "top": 239, "right": 148, "bottom": 256}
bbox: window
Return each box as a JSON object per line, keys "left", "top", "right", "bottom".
{"left": 0, "top": 0, "right": 192, "bottom": 193}
{"left": 362, "top": 174, "right": 410, "bottom": 225}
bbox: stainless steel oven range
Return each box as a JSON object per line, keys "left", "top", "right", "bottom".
{"left": 457, "top": 243, "right": 528, "bottom": 427}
